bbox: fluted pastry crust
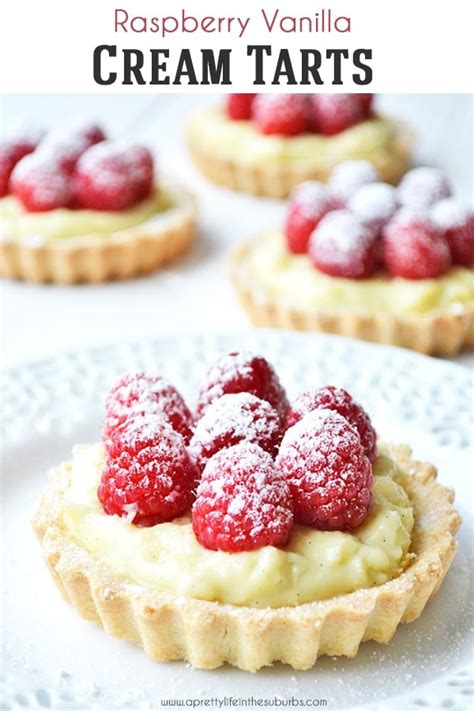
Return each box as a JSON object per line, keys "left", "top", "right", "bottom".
{"left": 32, "top": 444, "right": 460, "bottom": 672}
{"left": 230, "top": 239, "right": 474, "bottom": 356}
{"left": 0, "top": 184, "right": 196, "bottom": 284}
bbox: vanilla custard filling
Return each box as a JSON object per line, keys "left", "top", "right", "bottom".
{"left": 0, "top": 187, "right": 173, "bottom": 242}
{"left": 60, "top": 443, "right": 414, "bottom": 609}
{"left": 189, "top": 107, "right": 403, "bottom": 167}
{"left": 243, "top": 231, "right": 474, "bottom": 316}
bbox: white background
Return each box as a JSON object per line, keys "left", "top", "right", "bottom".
{"left": 1, "top": 0, "right": 473, "bottom": 92}
{"left": 1, "top": 93, "right": 473, "bottom": 369}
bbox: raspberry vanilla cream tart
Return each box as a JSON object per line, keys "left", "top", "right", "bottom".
{"left": 231, "top": 163, "right": 474, "bottom": 355}
{"left": 33, "top": 352, "right": 460, "bottom": 672}
{"left": 187, "top": 93, "right": 412, "bottom": 198}
{"left": 0, "top": 125, "right": 196, "bottom": 283}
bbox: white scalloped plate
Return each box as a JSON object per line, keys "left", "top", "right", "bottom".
{"left": 1, "top": 331, "right": 473, "bottom": 711}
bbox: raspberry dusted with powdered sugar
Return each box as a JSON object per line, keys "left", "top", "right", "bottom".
{"left": 99, "top": 414, "right": 197, "bottom": 526}
{"left": 37, "top": 123, "right": 106, "bottom": 174}
{"left": 309, "top": 209, "right": 378, "bottom": 278}
{"left": 309, "top": 94, "right": 365, "bottom": 136}
{"left": 226, "top": 94, "right": 256, "bottom": 120}
{"left": 276, "top": 409, "right": 373, "bottom": 530}
{"left": 284, "top": 181, "right": 341, "bottom": 254}
{"left": 383, "top": 211, "right": 451, "bottom": 279}
{"left": 328, "top": 160, "right": 378, "bottom": 203}
{"left": 195, "top": 352, "right": 289, "bottom": 423}
{"left": 252, "top": 95, "right": 310, "bottom": 136}
{"left": 285, "top": 385, "right": 377, "bottom": 462}
{"left": 0, "top": 128, "right": 44, "bottom": 197}
{"left": 74, "top": 141, "right": 154, "bottom": 211}
{"left": 10, "top": 153, "right": 73, "bottom": 212}
{"left": 431, "top": 198, "right": 474, "bottom": 267}
{"left": 348, "top": 182, "right": 398, "bottom": 230}
{"left": 397, "top": 167, "right": 451, "bottom": 209}
{"left": 104, "top": 371, "right": 193, "bottom": 446}
{"left": 192, "top": 442, "right": 294, "bottom": 552}
{"left": 189, "top": 393, "right": 282, "bottom": 473}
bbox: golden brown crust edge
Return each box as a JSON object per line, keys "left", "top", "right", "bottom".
{"left": 187, "top": 119, "right": 413, "bottom": 198}
{"left": 0, "top": 185, "right": 196, "bottom": 284}
{"left": 32, "top": 444, "right": 460, "bottom": 672}
{"left": 230, "top": 240, "right": 474, "bottom": 356}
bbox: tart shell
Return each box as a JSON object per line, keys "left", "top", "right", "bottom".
{"left": 0, "top": 184, "right": 196, "bottom": 284}
{"left": 32, "top": 443, "right": 460, "bottom": 672}
{"left": 187, "top": 115, "right": 413, "bottom": 199}
{"left": 231, "top": 240, "right": 474, "bottom": 356}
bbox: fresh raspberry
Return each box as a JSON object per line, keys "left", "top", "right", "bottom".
{"left": 383, "top": 212, "right": 451, "bottom": 279}
{"left": 284, "top": 182, "right": 341, "bottom": 254}
{"left": 397, "top": 167, "right": 451, "bottom": 209}
{"left": 309, "top": 209, "right": 378, "bottom": 279}
{"left": 285, "top": 385, "right": 376, "bottom": 461}
{"left": 328, "top": 160, "right": 378, "bottom": 203}
{"left": 10, "top": 154, "right": 73, "bottom": 212}
{"left": 0, "top": 129, "right": 44, "bottom": 197}
{"left": 104, "top": 371, "right": 193, "bottom": 446}
{"left": 99, "top": 415, "right": 197, "bottom": 526}
{"left": 192, "top": 442, "right": 293, "bottom": 552}
{"left": 356, "top": 94, "right": 374, "bottom": 115}
{"left": 309, "top": 94, "right": 365, "bottom": 136}
{"left": 348, "top": 182, "right": 398, "bottom": 229}
{"left": 276, "top": 409, "right": 373, "bottom": 530}
{"left": 252, "top": 95, "right": 310, "bottom": 137}
{"left": 226, "top": 94, "right": 256, "bottom": 120}
{"left": 189, "top": 393, "right": 282, "bottom": 473}
{"left": 37, "top": 123, "right": 106, "bottom": 173}
{"left": 74, "top": 141, "right": 154, "bottom": 211}
{"left": 431, "top": 198, "right": 474, "bottom": 267}
{"left": 195, "top": 352, "right": 289, "bottom": 423}
{"left": 80, "top": 124, "right": 107, "bottom": 145}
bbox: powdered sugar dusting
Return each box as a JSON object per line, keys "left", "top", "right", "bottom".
{"left": 36, "top": 123, "right": 105, "bottom": 170}
{"left": 104, "top": 371, "right": 193, "bottom": 443}
{"left": 192, "top": 393, "right": 279, "bottom": 447}
{"left": 202, "top": 351, "right": 255, "bottom": 401}
{"left": 207, "top": 445, "right": 289, "bottom": 528}
{"left": 309, "top": 209, "right": 375, "bottom": 273}
{"left": 112, "top": 412, "right": 181, "bottom": 453}
{"left": 10, "top": 152, "right": 72, "bottom": 208}
{"left": 193, "top": 442, "right": 293, "bottom": 551}
{"left": 289, "top": 181, "right": 335, "bottom": 220}
{"left": 99, "top": 412, "right": 196, "bottom": 525}
{"left": 397, "top": 167, "right": 451, "bottom": 208}
{"left": 286, "top": 385, "right": 377, "bottom": 461}
{"left": 77, "top": 140, "right": 152, "bottom": 187}
{"left": 38, "top": 133, "right": 91, "bottom": 165}
{"left": 328, "top": 160, "right": 378, "bottom": 202}
{"left": 385, "top": 205, "right": 433, "bottom": 230}
{"left": 431, "top": 198, "right": 470, "bottom": 230}
{"left": 196, "top": 351, "right": 288, "bottom": 422}
{"left": 276, "top": 409, "right": 373, "bottom": 530}
{"left": 281, "top": 408, "right": 352, "bottom": 454}
{"left": 348, "top": 182, "right": 398, "bottom": 226}
{"left": 189, "top": 392, "right": 281, "bottom": 470}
